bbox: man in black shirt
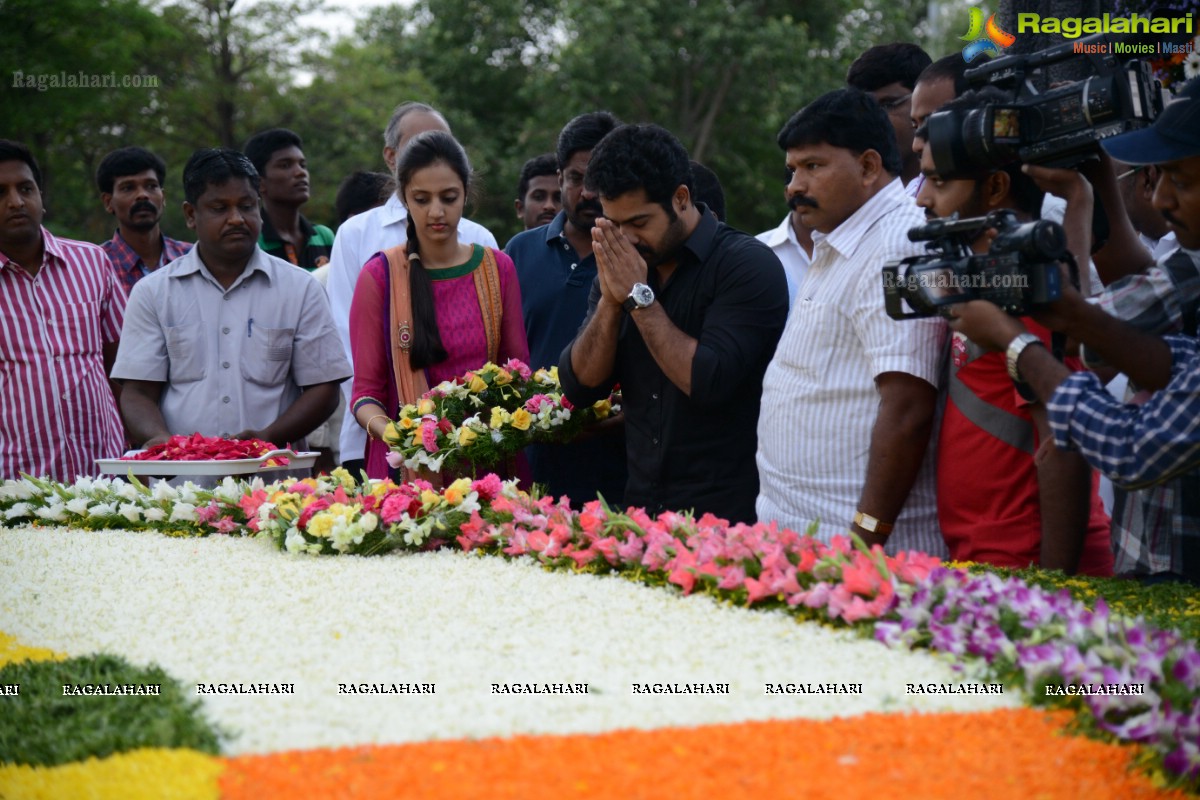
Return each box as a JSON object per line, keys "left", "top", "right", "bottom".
{"left": 559, "top": 124, "right": 788, "bottom": 522}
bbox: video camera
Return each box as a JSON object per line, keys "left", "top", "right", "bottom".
{"left": 927, "top": 32, "right": 1162, "bottom": 177}
{"left": 882, "top": 210, "right": 1067, "bottom": 320}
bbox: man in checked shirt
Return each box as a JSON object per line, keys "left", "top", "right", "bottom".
{"left": 950, "top": 78, "right": 1200, "bottom": 585}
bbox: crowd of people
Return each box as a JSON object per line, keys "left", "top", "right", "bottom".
{"left": 2, "top": 40, "right": 1198, "bottom": 585}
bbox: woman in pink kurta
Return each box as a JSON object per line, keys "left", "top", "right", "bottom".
{"left": 349, "top": 132, "right": 529, "bottom": 479}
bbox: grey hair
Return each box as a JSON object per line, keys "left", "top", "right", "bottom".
{"left": 383, "top": 101, "right": 445, "bottom": 150}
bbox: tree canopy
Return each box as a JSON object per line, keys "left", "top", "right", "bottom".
{"left": 3, "top": 0, "right": 933, "bottom": 244}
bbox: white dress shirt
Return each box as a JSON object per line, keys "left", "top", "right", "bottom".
{"left": 755, "top": 214, "right": 811, "bottom": 307}
{"left": 327, "top": 192, "right": 498, "bottom": 463}
{"left": 755, "top": 178, "right": 948, "bottom": 556}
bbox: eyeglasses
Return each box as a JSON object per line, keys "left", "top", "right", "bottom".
{"left": 877, "top": 93, "right": 912, "bottom": 114}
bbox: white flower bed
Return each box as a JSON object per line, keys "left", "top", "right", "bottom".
{"left": 0, "top": 527, "right": 1020, "bottom": 754}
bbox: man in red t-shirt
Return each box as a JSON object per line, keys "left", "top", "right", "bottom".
{"left": 913, "top": 92, "right": 1113, "bottom": 576}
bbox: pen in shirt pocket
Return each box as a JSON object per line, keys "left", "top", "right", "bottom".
{"left": 247, "top": 318, "right": 254, "bottom": 337}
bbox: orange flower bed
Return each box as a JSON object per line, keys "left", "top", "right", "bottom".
{"left": 220, "top": 709, "right": 1185, "bottom": 800}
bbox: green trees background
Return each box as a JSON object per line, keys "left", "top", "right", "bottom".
{"left": 1, "top": 0, "right": 931, "bottom": 245}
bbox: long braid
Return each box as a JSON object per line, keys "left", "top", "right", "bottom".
{"left": 406, "top": 210, "right": 447, "bottom": 368}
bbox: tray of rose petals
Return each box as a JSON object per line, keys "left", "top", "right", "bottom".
{"left": 95, "top": 434, "right": 317, "bottom": 476}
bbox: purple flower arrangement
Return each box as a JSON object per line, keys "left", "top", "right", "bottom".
{"left": 877, "top": 567, "right": 1200, "bottom": 786}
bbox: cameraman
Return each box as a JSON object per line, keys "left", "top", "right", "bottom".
{"left": 949, "top": 80, "right": 1200, "bottom": 584}
{"left": 915, "top": 92, "right": 1113, "bottom": 576}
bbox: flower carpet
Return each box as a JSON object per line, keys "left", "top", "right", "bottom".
{"left": 0, "top": 471, "right": 1197, "bottom": 798}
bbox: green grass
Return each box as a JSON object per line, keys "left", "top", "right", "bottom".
{"left": 0, "top": 653, "right": 222, "bottom": 766}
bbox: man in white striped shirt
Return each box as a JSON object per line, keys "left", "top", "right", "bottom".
{"left": 0, "top": 140, "right": 126, "bottom": 482}
{"left": 755, "top": 90, "right": 947, "bottom": 556}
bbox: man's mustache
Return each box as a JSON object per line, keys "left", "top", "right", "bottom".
{"left": 1163, "top": 210, "right": 1188, "bottom": 230}
{"left": 131, "top": 200, "right": 158, "bottom": 215}
{"left": 788, "top": 194, "right": 818, "bottom": 211}
{"left": 576, "top": 199, "right": 603, "bottom": 216}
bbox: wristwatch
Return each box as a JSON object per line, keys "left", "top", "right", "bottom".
{"left": 622, "top": 282, "right": 655, "bottom": 313}
{"left": 1005, "top": 332, "right": 1045, "bottom": 382}
{"left": 853, "top": 510, "right": 894, "bottom": 536}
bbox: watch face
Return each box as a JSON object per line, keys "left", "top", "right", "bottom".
{"left": 633, "top": 284, "right": 654, "bottom": 306}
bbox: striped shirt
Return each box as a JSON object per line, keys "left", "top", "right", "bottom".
{"left": 755, "top": 179, "right": 948, "bottom": 556}
{"left": 0, "top": 228, "right": 126, "bottom": 481}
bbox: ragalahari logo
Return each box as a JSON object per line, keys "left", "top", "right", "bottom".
{"left": 961, "top": 7, "right": 1016, "bottom": 62}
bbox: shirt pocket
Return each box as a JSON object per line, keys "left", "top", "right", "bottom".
{"left": 240, "top": 326, "right": 295, "bottom": 387}
{"left": 50, "top": 301, "right": 100, "bottom": 356}
{"left": 165, "top": 323, "right": 207, "bottom": 384}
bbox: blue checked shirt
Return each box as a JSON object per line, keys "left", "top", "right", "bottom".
{"left": 101, "top": 230, "right": 192, "bottom": 297}
{"left": 1052, "top": 247, "right": 1200, "bottom": 579}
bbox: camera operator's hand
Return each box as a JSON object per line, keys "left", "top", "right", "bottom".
{"left": 1030, "top": 265, "right": 1090, "bottom": 333}
{"left": 1021, "top": 163, "right": 1092, "bottom": 203}
{"left": 947, "top": 300, "right": 1028, "bottom": 352}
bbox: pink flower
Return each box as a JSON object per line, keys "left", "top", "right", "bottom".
{"left": 567, "top": 545, "right": 598, "bottom": 568}
{"left": 524, "top": 394, "right": 552, "bottom": 413}
{"left": 212, "top": 516, "right": 240, "bottom": 534}
{"left": 195, "top": 502, "right": 222, "bottom": 524}
{"left": 504, "top": 358, "right": 532, "bottom": 380}
{"left": 578, "top": 504, "right": 605, "bottom": 535}
{"left": 616, "top": 536, "right": 645, "bottom": 564}
{"left": 386, "top": 450, "right": 406, "bottom": 469}
{"left": 717, "top": 565, "right": 747, "bottom": 590}
{"left": 238, "top": 489, "right": 268, "bottom": 519}
{"left": 560, "top": 395, "right": 574, "bottom": 411}
{"left": 471, "top": 474, "right": 503, "bottom": 502}
{"left": 526, "top": 529, "right": 550, "bottom": 553}
{"left": 420, "top": 423, "right": 439, "bottom": 453}
{"left": 298, "top": 498, "right": 332, "bottom": 529}
{"left": 379, "top": 493, "right": 409, "bottom": 525}
{"left": 593, "top": 536, "right": 620, "bottom": 564}
{"left": 841, "top": 558, "right": 884, "bottom": 597}
{"left": 744, "top": 577, "right": 776, "bottom": 604}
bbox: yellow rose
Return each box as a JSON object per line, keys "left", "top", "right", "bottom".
{"left": 420, "top": 489, "right": 441, "bottom": 510}
{"left": 592, "top": 399, "right": 612, "bottom": 420}
{"left": 510, "top": 408, "right": 532, "bottom": 431}
{"left": 383, "top": 421, "right": 402, "bottom": 444}
{"left": 469, "top": 375, "right": 488, "bottom": 393}
{"left": 494, "top": 368, "right": 512, "bottom": 385}
{"left": 307, "top": 513, "right": 335, "bottom": 539}
{"left": 416, "top": 398, "right": 436, "bottom": 416}
{"left": 458, "top": 426, "right": 478, "bottom": 447}
{"left": 489, "top": 408, "right": 511, "bottom": 429}
{"left": 399, "top": 416, "right": 416, "bottom": 430}
{"left": 444, "top": 479, "right": 471, "bottom": 506}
